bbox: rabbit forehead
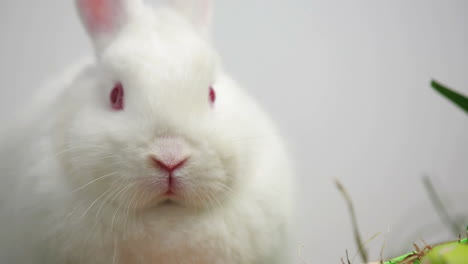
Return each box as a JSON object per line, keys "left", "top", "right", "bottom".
{"left": 101, "top": 8, "right": 216, "bottom": 74}
{"left": 99, "top": 10, "right": 218, "bottom": 91}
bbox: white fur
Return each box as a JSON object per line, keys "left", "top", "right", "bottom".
{"left": 0, "top": 1, "right": 294, "bottom": 263}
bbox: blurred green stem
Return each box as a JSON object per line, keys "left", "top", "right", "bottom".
{"left": 422, "top": 175, "right": 460, "bottom": 236}
{"left": 335, "top": 180, "right": 368, "bottom": 263}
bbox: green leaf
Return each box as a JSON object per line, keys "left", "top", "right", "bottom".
{"left": 431, "top": 80, "right": 468, "bottom": 114}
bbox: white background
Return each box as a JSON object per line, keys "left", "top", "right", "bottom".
{"left": 1, "top": 0, "right": 467, "bottom": 262}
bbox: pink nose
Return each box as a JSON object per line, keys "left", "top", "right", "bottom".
{"left": 150, "top": 156, "right": 188, "bottom": 173}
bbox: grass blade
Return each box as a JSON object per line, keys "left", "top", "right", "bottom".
{"left": 431, "top": 80, "right": 468, "bottom": 114}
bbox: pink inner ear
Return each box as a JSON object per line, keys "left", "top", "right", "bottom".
{"left": 78, "top": 0, "right": 118, "bottom": 33}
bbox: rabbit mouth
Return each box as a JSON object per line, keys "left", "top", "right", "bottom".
{"left": 145, "top": 193, "right": 189, "bottom": 210}
{"left": 159, "top": 199, "right": 179, "bottom": 207}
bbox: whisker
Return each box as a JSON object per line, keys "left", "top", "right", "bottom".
{"left": 111, "top": 184, "right": 134, "bottom": 231}
{"left": 112, "top": 233, "right": 119, "bottom": 264}
{"left": 123, "top": 188, "right": 139, "bottom": 236}
{"left": 72, "top": 171, "right": 120, "bottom": 193}
{"left": 95, "top": 179, "right": 128, "bottom": 221}
{"left": 79, "top": 184, "right": 121, "bottom": 219}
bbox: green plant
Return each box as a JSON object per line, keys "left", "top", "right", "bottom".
{"left": 431, "top": 80, "right": 468, "bottom": 114}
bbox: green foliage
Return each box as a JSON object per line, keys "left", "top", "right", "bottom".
{"left": 379, "top": 82, "right": 468, "bottom": 263}
{"left": 421, "top": 242, "right": 468, "bottom": 264}
{"left": 431, "top": 80, "right": 468, "bottom": 114}
{"left": 383, "top": 239, "right": 468, "bottom": 264}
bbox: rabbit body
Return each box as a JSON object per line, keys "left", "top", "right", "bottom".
{"left": 0, "top": 1, "right": 294, "bottom": 263}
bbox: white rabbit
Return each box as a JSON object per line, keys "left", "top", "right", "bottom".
{"left": 0, "top": 0, "right": 294, "bottom": 263}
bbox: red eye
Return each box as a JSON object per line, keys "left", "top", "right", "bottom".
{"left": 209, "top": 86, "right": 216, "bottom": 105}
{"left": 110, "top": 82, "right": 124, "bottom": 110}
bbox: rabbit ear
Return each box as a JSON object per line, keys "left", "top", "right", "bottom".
{"left": 168, "top": 0, "right": 213, "bottom": 34}
{"left": 76, "top": 0, "right": 141, "bottom": 51}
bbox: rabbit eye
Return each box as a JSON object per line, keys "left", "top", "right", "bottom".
{"left": 110, "top": 82, "right": 124, "bottom": 110}
{"left": 209, "top": 86, "right": 216, "bottom": 105}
